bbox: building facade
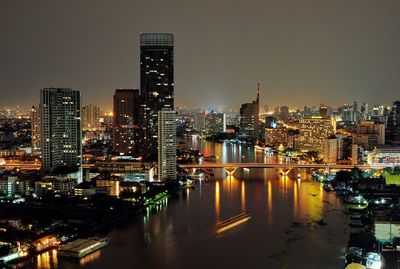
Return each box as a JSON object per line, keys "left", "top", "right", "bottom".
{"left": 239, "top": 84, "right": 260, "bottom": 139}
{"left": 205, "top": 111, "right": 226, "bottom": 134}
{"left": 297, "top": 116, "right": 335, "bottom": 151}
{"left": 140, "top": 33, "right": 174, "bottom": 160}
{"left": 82, "top": 104, "right": 100, "bottom": 131}
{"left": 40, "top": 88, "right": 82, "bottom": 174}
{"left": 113, "top": 89, "right": 140, "bottom": 156}
{"left": 157, "top": 110, "right": 177, "bottom": 181}
{"left": 31, "top": 105, "right": 41, "bottom": 152}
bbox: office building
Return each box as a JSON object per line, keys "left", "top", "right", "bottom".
{"left": 387, "top": 101, "right": 400, "bottom": 143}
{"left": 113, "top": 89, "right": 140, "bottom": 156}
{"left": 157, "top": 110, "right": 177, "bottom": 181}
{"left": 205, "top": 111, "right": 226, "bottom": 134}
{"left": 193, "top": 111, "right": 206, "bottom": 132}
{"left": 239, "top": 83, "right": 260, "bottom": 139}
{"left": 31, "top": 105, "right": 41, "bottom": 152}
{"left": 40, "top": 88, "right": 82, "bottom": 175}
{"left": 265, "top": 116, "right": 277, "bottom": 128}
{"left": 82, "top": 104, "right": 100, "bottom": 131}
{"left": 140, "top": 33, "right": 174, "bottom": 160}
{"left": 265, "top": 127, "right": 289, "bottom": 147}
{"left": 323, "top": 136, "right": 338, "bottom": 164}
{"left": 297, "top": 116, "right": 335, "bottom": 151}
{"left": 352, "top": 121, "right": 385, "bottom": 150}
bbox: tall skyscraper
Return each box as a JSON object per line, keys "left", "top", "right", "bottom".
{"left": 140, "top": 33, "right": 174, "bottom": 160}
{"left": 386, "top": 101, "right": 400, "bottom": 143}
{"left": 40, "top": 88, "right": 82, "bottom": 174}
{"left": 82, "top": 104, "right": 100, "bottom": 131}
{"left": 31, "top": 105, "right": 41, "bottom": 152}
{"left": 113, "top": 89, "right": 140, "bottom": 156}
{"left": 239, "top": 83, "right": 260, "bottom": 139}
{"left": 157, "top": 110, "right": 176, "bottom": 181}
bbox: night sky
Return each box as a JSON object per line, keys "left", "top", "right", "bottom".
{"left": 1, "top": 0, "right": 400, "bottom": 110}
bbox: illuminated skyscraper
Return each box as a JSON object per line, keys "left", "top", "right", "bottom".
{"left": 140, "top": 33, "right": 174, "bottom": 160}
{"left": 387, "top": 101, "right": 400, "bottom": 143}
{"left": 113, "top": 89, "right": 140, "bottom": 156}
{"left": 157, "top": 110, "right": 176, "bottom": 181}
{"left": 239, "top": 83, "right": 260, "bottom": 139}
{"left": 40, "top": 88, "right": 82, "bottom": 174}
{"left": 82, "top": 104, "right": 100, "bottom": 131}
{"left": 31, "top": 105, "right": 41, "bottom": 152}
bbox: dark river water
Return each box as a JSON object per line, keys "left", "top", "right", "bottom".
{"left": 23, "top": 138, "right": 349, "bottom": 269}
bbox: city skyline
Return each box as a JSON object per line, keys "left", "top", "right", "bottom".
{"left": 1, "top": 1, "right": 400, "bottom": 110}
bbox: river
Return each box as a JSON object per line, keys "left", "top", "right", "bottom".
{"left": 23, "top": 138, "right": 349, "bottom": 269}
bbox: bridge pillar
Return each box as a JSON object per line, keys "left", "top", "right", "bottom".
{"left": 224, "top": 167, "right": 237, "bottom": 176}
{"left": 279, "top": 168, "right": 292, "bottom": 176}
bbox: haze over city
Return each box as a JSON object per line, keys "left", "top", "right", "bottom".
{"left": 1, "top": 0, "right": 400, "bottom": 110}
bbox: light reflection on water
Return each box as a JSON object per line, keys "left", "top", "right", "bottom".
{"left": 23, "top": 140, "right": 348, "bottom": 269}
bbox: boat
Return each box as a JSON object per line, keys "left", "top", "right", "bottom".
{"left": 58, "top": 238, "right": 109, "bottom": 258}
{"left": 0, "top": 243, "right": 28, "bottom": 263}
{"left": 322, "top": 184, "right": 335, "bottom": 192}
{"left": 344, "top": 195, "right": 369, "bottom": 210}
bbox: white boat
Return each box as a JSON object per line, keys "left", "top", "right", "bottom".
{"left": 58, "top": 238, "right": 109, "bottom": 258}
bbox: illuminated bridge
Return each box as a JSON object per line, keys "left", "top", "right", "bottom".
{"left": 179, "top": 163, "right": 392, "bottom": 176}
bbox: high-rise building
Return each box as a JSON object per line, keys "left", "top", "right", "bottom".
{"left": 113, "top": 89, "right": 140, "bottom": 156}
{"left": 157, "top": 110, "right": 176, "bottom": 181}
{"left": 319, "top": 104, "right": 328, "bottom": 117}
{"left": 265, "top": 116, "right": 277, "bottom": 128}
{"left": 297, "top": 116, "right": 335, "bottom": 151}
{"left": 205, "top": 111, "right": 226, "bottom": 134}
{"left": 140, "top": 33, "right": 174, "bottom": 160}
{"left": 82, "top": 104, "right": 100, "bottom": 131}
{"left": 386, "top": 101, "right": 400, "bottom": 143}
{"left": 323, "top": 136, "right": 338, "bottom": 164}
{"left": 352, "top": 120, "right": 385, "bottom": 150}
{"left": 239, "top": 83, "right": 260, "bottom": 139}
{"left": 40, "top": 88, "right": 82, "bottom": 174}
{"left": 31, "top": 105, "right": 41, "bottom": 152}
{"left": 193, "top": 111, "right": 206, "bottom": 132}
{"left": 279, "top": 106, "right": 290, "bottom": 122}
{"left": 265, "top": 127, "right": 289, "bottom": 146}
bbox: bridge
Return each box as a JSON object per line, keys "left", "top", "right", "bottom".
{"left": 179, "top": 163, "right": 391, "bottom": 176}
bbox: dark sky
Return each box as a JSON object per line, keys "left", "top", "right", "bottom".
{"left": 1, "top": 0, "right": 400, "bottom": 111}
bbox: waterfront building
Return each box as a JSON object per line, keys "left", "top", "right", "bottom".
{"left": 351, "top": 144, "right": 364, "bottom": 165}
{"left": 113, "top": 89, "right": 140, "bottom": 156}
{"left": 34, "top": 177, "right": 76, "bottom": 197}
{"left": 205, "top": 111, "right": 226, "bottom": 134}
{"left": 352, "top": 121, "right": 385, "bottom": 151}
{"left": 265, "top": 127, "right": 289, "bottom": 147}
{"left": 82, "top": 104, "right": 100, "bottom": 131}
{"left": 31, "top": 105, "right": 41, "bottom": 153}
{"left": 140, "top": 33, "right": 174, "bottom": 160}
{"left": 239, "top": 83, "right": 260, "bottom": 140}
{"left": 297, "top": 116, "right": 335, "bottom": 151}
{"left": 367, "top": 146, "right": 400, "bottom": 166}
{"left": 40, "top": 88, "right": 82, "bottom": 177}
{"left": 323, "top": 136, "right": 338, "bottom": 164}
{"left": 157, "top": 110, "right": 177, "bottom": 181}
{"left": 193, "top": 111, "right": 206, "bottom": 132}
{"left": 95, "top": 174, "right": 121, "bottom": 197}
